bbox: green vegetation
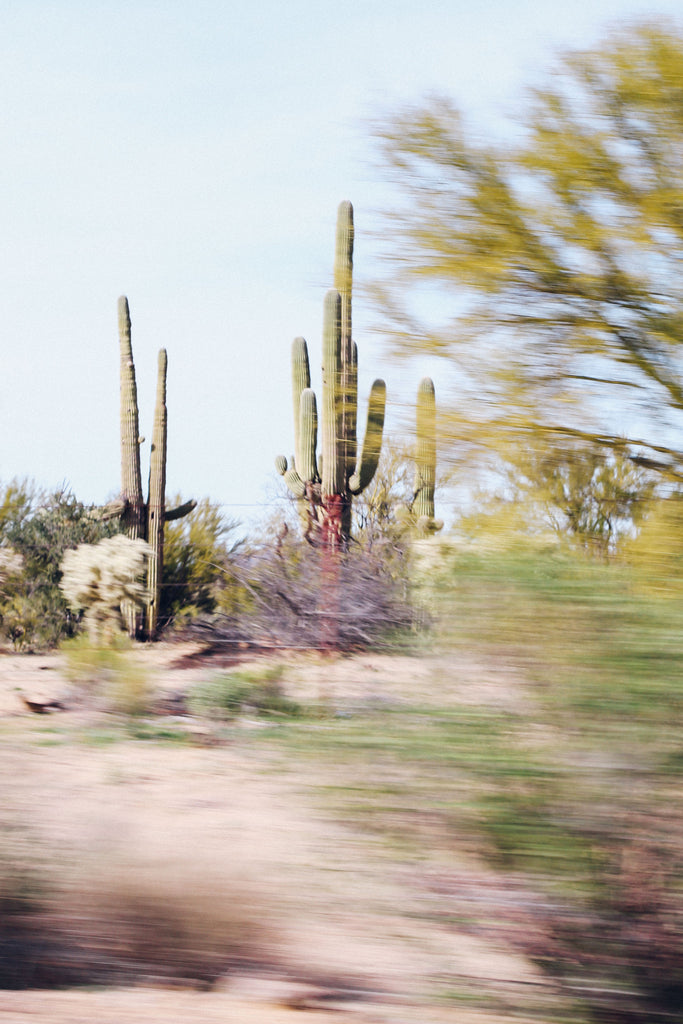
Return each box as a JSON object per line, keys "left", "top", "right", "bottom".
{"left": 116, "top": 296, "right": 195, "bottom": 638}
{"left": 246, "top": 543, "right": 683, "bottom": 1022}
{"left": 373, "top": 21, "right": 683, "bottom": 499}
{"left": 60, "top": 535, "right": 152, "bottom": 644}
{"left": 187, "top": 665, "right": 302, "bottom": 721}
{"left": 61, "top": 633, "right": 152, "bottom": 718}
{"left": 160, "top": 495, "right": 244, "bottom": 627}
{"left": 276, "top": 201, "right": 386, "bottom": 547}
{"left": 410, "top": 377, "right": 442, "bottom": 534}
{"left": 0, "top": 482, "right": 120, "bottom": 650}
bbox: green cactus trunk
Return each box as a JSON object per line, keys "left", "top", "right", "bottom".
{"left": 118, "top": 296, "right": 146, "bottom": 539}
{"left": 146, "top": 349, "right": 168, "bottom": 638}
{"left": 412, "top": 377, "right": 442, "bottom": 534}
{"left": 276, "top": 202, "right": 386, "bottom": 551}
{"left": 116, "top": 297, "right": 194, "bottom": 640}
{"left": 414, "top": 377, "right": 436, "bottom": 520}
{"left": 321, "top": 288, "right": 343, "bottom": 497}
{"left": 118, "top": 296, "right": 146, "bottom": 636}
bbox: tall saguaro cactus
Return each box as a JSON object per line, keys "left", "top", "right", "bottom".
{"left": 276, "top": 202, "right": 386, "bottom": 548}
{"left": 146, "top": 349, "right": 168, "bottom": 638}
{"left": 118, "top": 297, "right": 146, "bottom": 544}
{"left": 117, "top": 297, "right": 195, "bottom": 638}
{"left": 412, "top": 377, "right": 443, "bottom": 535}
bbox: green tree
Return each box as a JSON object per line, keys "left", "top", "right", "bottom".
{"left": 0, "top": 483, "right": 121, "bottom": 650}
{"left": 373, "top": 21, "right": 683, "bottom": 486}
{"left": 160, "top": 496, "right": 243, "bottom": 628}
{"left": 461, "top": 442, "right": 657, "bottom": 557}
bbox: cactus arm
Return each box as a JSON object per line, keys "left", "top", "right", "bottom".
{"left": 349, "top": 379, "right": 386, "bottom": 495}
{"left": 321, "top": 289, "right": 345, "bottom": 497}
{"left": 334, "top": 200, "right": 353, "bottom": 344}
{"left": 347, "top": 340, "right": 358, "bottom": 479}
{"left": 291, "top": 337, "right": 310, "bottom": 475}
{"left": 118, "top": 296, "right": 145, "bottom": 540}
{"left": 275, "top": 455, "right": 307, "bottom": 499}
{"left": 118, "top": 296, "right": 147, "bottom": 637}
{"left": 298, "top": 388, "right": 319, "bottom": 483}
{"left": 164, "top": 499, "right": 197, "bottom": 522}
{"left": 99, "top": 498, "right": 127, "bottom": 520}
{"left": 284, "top": 467, "right": 306, "bottom": 498}
{"left": 145, "top": 349, "right": 168, "bottom": 637}
{"left": 413, "top": 377, "right": 437, "bottom": 521}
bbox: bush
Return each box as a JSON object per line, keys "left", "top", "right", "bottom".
{"left": 61, "top": 633, "right": 152, "bottom": 718}
{"left": 187, "top": 665, "right": 301, "bottom": 721}
{"left": 430, "top": 544, "right": 683, "bottom": 1023}
{"left": 183, "top": 521, "right": 419, "bottom": 652}
{"left": 0, "top": 482, "right": 121, "bottom": 650}
{"left": 160, "top": 496, "right": 244, "bottom": 629}
{"left": 60, "top": 535, "right": 152, "bottom": 644}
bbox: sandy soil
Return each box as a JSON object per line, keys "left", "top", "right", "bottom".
{"left": 0, "top": 644, "right": 547, "bottom": 1024}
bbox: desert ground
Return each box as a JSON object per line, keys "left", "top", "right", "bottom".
{"left": 0, "top": 642, "right": 554, "bottom": 1024}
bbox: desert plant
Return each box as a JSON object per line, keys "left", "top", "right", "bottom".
{"left": 60, "top": 631, "right": 152, "bottom": 717}
{"left": 160, "top": 495, "right": 244, "bottom": 628}
{"left": 0, "top": 484, "right": 121, "bottom": 650}
{"left": 115, "top": 297, "right": 195, "bottom": 638}
{"left": 411, "top": 377, "right": 443, "bottom": 534}
{"left": 183, "top": 526, "right": 418, "bottom": 652}
{"left": 276, "top": 202, "right": 386, "bottom": 549}
{"left": 60, "top": 534, "right": 152, "bottom": 644}
{"left": 187, "top": 665, "right": 301, "bottom": 721}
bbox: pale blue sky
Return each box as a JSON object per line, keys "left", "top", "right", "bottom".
{"left": 2, "top": 0, "right": 681, "bottom": 527}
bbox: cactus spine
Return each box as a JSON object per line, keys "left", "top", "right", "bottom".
{"left": 117, "top": 297, "right": 194, "bottom": 639}
{"left": 276, "top": 202, "right": 386, "bottom": 547}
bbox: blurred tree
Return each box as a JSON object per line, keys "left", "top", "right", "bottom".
{"left": 373, "top": 21, "right": 683, "bottom": 487}
{"left": 626, "top": 491, "right": 683, "bottom": 595}
{"left": 499, "top": 442, "right": 655, "bottom": 556}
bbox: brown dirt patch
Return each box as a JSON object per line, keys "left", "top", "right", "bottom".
{"left": 0, "top": 644, "right": 547, "bottom": 1023}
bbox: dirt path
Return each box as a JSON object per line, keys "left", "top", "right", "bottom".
{"left": 0, "top": 645, "right": 546, "bottom": 1023}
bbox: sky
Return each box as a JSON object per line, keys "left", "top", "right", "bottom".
{"left": 2, "top": 0, "right": 682, "bottom": 531}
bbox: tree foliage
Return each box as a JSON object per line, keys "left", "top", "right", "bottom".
{"left": 159, "top": 496, "right": 243, "bottom": 628}
{"left": 373, "top": 21, "right": 683, "bottom": 484}
{"left": 0, "top": 483, "right": 122, "bottom": 650}
{"left": 459, "top": 442, "right": 657, "bottom": 557}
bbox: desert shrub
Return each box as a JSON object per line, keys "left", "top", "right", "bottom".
{"left": 184, "top": 520, "right": 418, "bottom": 651}
{"left": 430, "top": 545, "right": 683, "bottom": 1022}
{"left": 60, "top": 534, "right": 152, "bottom": 644}
{"left": 188, "top": 665, "right": 301, "bottom": 720}
{"left": 61, "top": 633, "right": 152, "bottom": 718}
{"left": 0, "top": 482, "right": 121, "bottom": 650}
{"left": 160, "top": 496, "right": 245, "bottom": 629}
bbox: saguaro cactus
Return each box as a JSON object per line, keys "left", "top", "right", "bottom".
{"left": 412, "top": 377, "right": 443, "bottom": 535}
{"left": 276, "top": 202, "right": 386, "bottom": 548}
{"left": 117, "top": 297, "right": 195, "bottom": 638}
{"left": 118, "top": 297, "right": 146, "bottom": 544}
{"left": 146, "top": 349, "right": 168, "bottom": 638}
